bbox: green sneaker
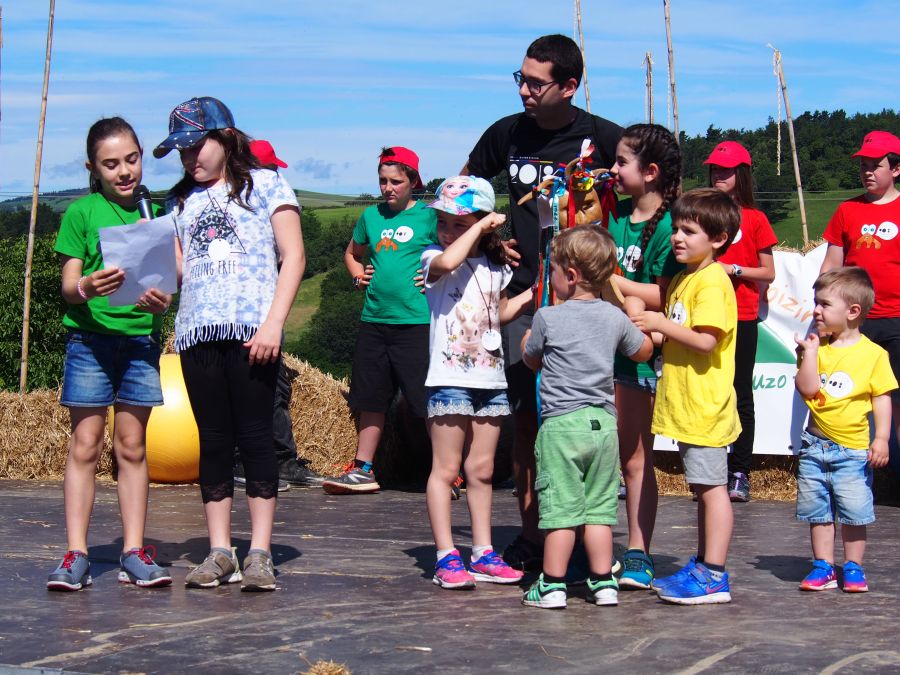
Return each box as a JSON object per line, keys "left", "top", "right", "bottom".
{"left": 619, "top": 549, "right": 654, "bottom": 589}
{"left": 586, "top": 576, "right": 619, "bottom": 605}
{"left": 522, "top": 573, "right": 567, "bottom": 609}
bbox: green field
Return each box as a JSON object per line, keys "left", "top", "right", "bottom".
{"left": 284, "top": 271, "right": 326, "bottom": 343}
{"left": 764, "top": 188, "right": 858, "bottom": 249}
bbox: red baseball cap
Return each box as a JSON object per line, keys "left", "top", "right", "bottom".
{"left": 379, "top": 146, "right": 423, "bottom": 188}
{"left": 852, "top": 131, "right": 900, "bottom": 159}
{"left": 704, "top": 141, "right": 752, "bottom": 168}
{"left": 250, "top": 140, "right": 288, "bottom": 168}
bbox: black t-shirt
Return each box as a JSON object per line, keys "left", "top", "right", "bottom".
{"left": 467, "top": 108, "right": 622, "bottom": 297}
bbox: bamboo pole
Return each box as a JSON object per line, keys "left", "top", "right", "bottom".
{"left": 574, "top": 0, "right": 591, "bottom": 113}
{"left": 771, "top": 46, "right": 809, "bottom": 246}
{"left": 20, "top": 0, "right": 56, "bottom": 393}
{"left": 643, "top": 51, "right": 654, "bottom": 123}
{"left": 663, "top": 0, "right": 679, "bottom": 140}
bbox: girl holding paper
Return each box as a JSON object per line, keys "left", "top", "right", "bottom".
{"left": 47, "top": 117, "right": 173, "bottom": 591}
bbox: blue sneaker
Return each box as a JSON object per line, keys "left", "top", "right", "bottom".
{"left": 651, "top": 556, "right": 698, "bottom": 592}
{"left": 47, "top": 550, "right": 92, "bottom": 591}
{"left": 618, "top": 549, "right": 654, "bottom": 589}
{"left": 118, "top": 546, "right": 172, "bottom": 588}
{"left": 799, "top": 559, "right": 837, "bottom": 591}
{"left": 842, "top": 561, "right": 869, "bottom": 593}
{"left": 658, "top": 563, "right": 731, "bottom": 605}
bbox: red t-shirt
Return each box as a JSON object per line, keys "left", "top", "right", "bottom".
{"left": 718, "top": 207, "right": 778, "bottom": 320}
{"left": 823, "top": 195, "right": 900, "bottom": 318}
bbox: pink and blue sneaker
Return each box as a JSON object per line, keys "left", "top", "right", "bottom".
{"left": 433, "top": 550, "right": 476, "bottom": 590}
{"left": 841, "top": 561, "right": 868, "bottom": 593}
{"left": 799, "top": 559, "right": 837, "bottom": 591}
{"left": 657, "top": 562, "right": 731, "bottom": 605}
{"left": 469, "top": 550, "right": 524, "bottom": 584}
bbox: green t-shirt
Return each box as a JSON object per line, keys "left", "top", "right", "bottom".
{"left": 608, "top": 199, "right": 682, "bottom": 379}
{"left": 353, "top": 201, "right": 438, "bottom": 324}
{"left": 54, "top": 192, "right": 164, "bottom": 336}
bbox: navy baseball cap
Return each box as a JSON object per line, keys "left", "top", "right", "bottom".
{"left": 153, "top": 96, "right": 235, "bottom": 158}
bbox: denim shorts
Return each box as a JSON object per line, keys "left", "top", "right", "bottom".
{"left": 796, "top": 430, "right": 875, "bottom": 526}
{"left": 426, "top": 386, "right": 510, "bottom": 418}
{"left": 614, "top": 373, "right": 657, "bottom": 394}
{"left": 61, "top": 330, "right": 163, "bottom": 408}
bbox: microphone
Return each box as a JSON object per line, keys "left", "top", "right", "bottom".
{"left": 133, "top": 185, "right": 154, "bottom": 220}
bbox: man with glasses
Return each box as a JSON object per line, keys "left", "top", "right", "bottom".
{"left": 463, "top": 34, "right": 622, "bottom": 573}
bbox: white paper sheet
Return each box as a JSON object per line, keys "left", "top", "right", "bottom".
{"left": 98, "top": 214, "right": 178, "bottom": 307}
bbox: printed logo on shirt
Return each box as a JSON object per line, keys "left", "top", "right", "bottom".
{"left": 819, "top": 371, "right": 854, "bottom": 400}
{"left": 375, "top": 225, "right": 414, "bottom": 252}
{"left": 855, "top": 221, "right": 898, "bottom": 249}
{"left": 732, "top": 229, "right": 743, "bottom": 245}
{"left": 508, "top": 156, "right": 558, "bottom": 190}
{"left": 186, "top": 200, "right": 245, "bottom": 278}
{"left": 669, "top": 302, "right": 687, "bottom": 326}
{"left": 618, "top": 245, "right": 642, "bottom": 273}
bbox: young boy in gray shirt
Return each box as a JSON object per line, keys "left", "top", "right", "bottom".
{"left": 521, "top": 226, "right": 653, "bottom": 609}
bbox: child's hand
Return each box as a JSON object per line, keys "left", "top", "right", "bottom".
{"left": 622, "top": 296, "right": 646, "bottom": 319}
{"left": 520, "top": 328, "right": 531, "bottom": 356}
{"left": 413, "top": 268, "right": 425, "bottom": 293}
{"left": 355, "top": 264, "right": 375, "bottom": 289}
{"left": 631, "top": 310, "right": 663, "bottom": 333}
{"left": 793, "top": 332, "right": 820, "bottom": 353}
{"left": 85, "top": 267, "right": 125, "bottom": 297}
{"left": 869, "top": 437, "right": 890, "bottom": 468}
{"left": 477, "top": 212, "right": 506, "bottom": 234}
{"left": 244, "top": 320, "right": 282, "bottom": 366}
{"left": 501, "top": 238, "right": 521, "bottom": 268}
{"left": 136, "top": 288, "right": 171, "bottom": 314}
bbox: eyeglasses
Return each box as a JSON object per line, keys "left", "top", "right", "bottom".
{"left": 513, "top": 70, "right": 560, "bottom": 95}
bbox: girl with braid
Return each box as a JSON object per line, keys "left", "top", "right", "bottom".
{"left": 606, "top": 123, "right": 683, "bottom": 589}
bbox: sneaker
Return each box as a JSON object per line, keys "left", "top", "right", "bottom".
{"left": 469, "top": 550, "right": 524, "bottom": 584}
{"left": 118, "top": 545, "right": 172, "bottom": 588}
{"left": 841, "top": 561, "right": 869, "bottom": 593}
{"left": 651, "top": 556, "right": 697, "bottom": 592}
{"left": 619, "top": 549, "right": 655, "bottom": 589}
{"left": 234, "top": 464, "right": 291, "bottom": 492}
{"left": 728, "top": 472, "right": 751, "bottom": 503}
{"left": 450, "top": 473, "right": 465, "bottom": 500}
{"left": 433, "top": 550, "right": 476, "bottom": 589}
{"left": 280, "top": 458, "right": 324, "bottom": 487}
{"left": 47, "top": 550, "right": 92, "bottom": 591}
{"left": 503, "top": 534, "right": 544, "bottom": 573}
{"left": 798, "top": 559, "right": 837, "bottom": 591}
{"left": 322, "top": 462, "right": 380, "bottom": 494}
{"left": 658, "top": 563, "right": 731, "bottom": 605}
{"left": 185, "top": 547, "right": 242, "bottom": 588}
{"left": 586, "top": 576, "right": 619, "bottom": 606}
{"left": 242, "top": 550, "right": 276, "bottom": 592}
{"left": 618, "top": 475, "right": 627, "bottom": 500}
{"left": 522, "top": 573, "right": 567, "bottom": 609}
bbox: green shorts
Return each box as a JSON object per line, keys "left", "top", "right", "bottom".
{"left": 534, "top": 406, "right": 619, "bottom": 530}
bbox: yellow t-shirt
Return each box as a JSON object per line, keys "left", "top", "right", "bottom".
{"left": 803, "top": 335, "right": 898, "bottom": 449}
{"left": 651, "top": 263, "right": 740, "bottom": 447}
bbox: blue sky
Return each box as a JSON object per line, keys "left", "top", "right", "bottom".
{"left": 2, "top": 1, "right": 898, "bottom": 198}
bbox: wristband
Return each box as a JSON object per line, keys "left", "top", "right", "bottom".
{"left": 353, "top": 275, "right": 364, "bottom": 289}
{"left": 731, "top": 264, "right": 743, "bottom": 277}
{"left": 76, "top": 276, "right": 89, "bottom": 300}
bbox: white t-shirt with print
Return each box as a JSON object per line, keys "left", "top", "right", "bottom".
{"left": 421, "top": 246, "right": 512, "bottom": 389}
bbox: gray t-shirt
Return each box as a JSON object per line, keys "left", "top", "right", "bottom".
{"left": 524, "top": 299, "right": 647, "bottom": 418}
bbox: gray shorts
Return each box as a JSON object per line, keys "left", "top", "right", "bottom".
{"left": 678, "top": 442, "right": 729, "bottom": 486}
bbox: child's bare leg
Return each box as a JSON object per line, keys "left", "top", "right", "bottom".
{"left": 64, "top": 407, "right": 107, "bottom": 552}
{"left": 841, "top": 524, "right": 866, "bottom": 564}
{"left": 112, "top": 404, "right": 152, "bottom": 551}
{"left": 355, "top": 411, "right": 385, "bottom": 464}
{"left": 464, "top": 417, "right": 501, "bottom": 549}
{"left": 426, "top": 416, "right": 467, "bottom": 551}
{"left": 204, "top": 498, "right": 234, "bottom": 550}
{"left": 583, "top": 524, "right": 613, "bottom": 576}
{"left": 810, "top": 523, "right": 836, "bottom": 563}
{"left": 248, "top": 496, "right": 276, "bottom": 552}
{"left": 543, "top": 528, "right": 576, "bottom": 577}
{"left": 694, "top": 484, "right": 732, "bottom": 566}
{"left": 616, "top": 384, "right": 657, "bottom": 551}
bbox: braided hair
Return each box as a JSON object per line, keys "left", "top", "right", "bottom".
{"left": 620, "top": 124, "right": 682, "bottom": 274}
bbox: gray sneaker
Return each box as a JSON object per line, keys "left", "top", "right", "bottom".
{"left": 47, "top": 550, "right": 92, "bottom": 591}
{"left": 728, "top": 472, "right": 751, "bottom": 503}
{"left": 118, "top": 546, "right": 172, "bottom": 588}
{"left": 322, "top": 464, "right": 380, "bottom": 494}
{"left": 241, "top": 550, "right": 276, "bottom": 592}
{"left": 185, "top": 547, "right": 242, "bottom": 588}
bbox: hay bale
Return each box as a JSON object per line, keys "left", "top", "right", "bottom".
{"left": 0, "top": 390, "right": 113, "bottom": 480}
{"left": 655, "top": 452, "right": 798, "bottom": 501}
{"left": 303, "top": 660, "right": 351, "bottom": 675}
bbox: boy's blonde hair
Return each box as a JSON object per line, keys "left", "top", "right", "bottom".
{"left": 814, "top": 267, "right": 875, "bottom": 318}
{"left": 550, "top": 225, "right": 617, "bottom": 292}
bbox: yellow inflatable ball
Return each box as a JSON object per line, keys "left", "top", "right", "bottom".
{"left": 109, "top": 353, "right": 200, "bottom": 483}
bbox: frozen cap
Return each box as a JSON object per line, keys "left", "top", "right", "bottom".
{"left": 153, "top": 97, "right": 235, "bottom": 158}
{"left": 704, "top": 141, "right": 752, "bottom": 168}
{"left": 250, "top": 140, "right": 288, "bottom": 168}
{"left": 852, "top": 131, "right": 900, "bottom": 159}
{"left": 428, "top": 176, "right": 495, "bottom": 215}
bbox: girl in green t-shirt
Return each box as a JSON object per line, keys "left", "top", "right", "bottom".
{"left": 48, "top": 117, "right": 173, "bottom": 591}
{"left": 606, "top": 124, "right": 683, "bottom": 590}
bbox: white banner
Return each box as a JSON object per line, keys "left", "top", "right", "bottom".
{"left": 654, "top": 244, "right": 826, "bottom": 455}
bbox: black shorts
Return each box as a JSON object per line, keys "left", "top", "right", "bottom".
{"left": 861, "top": 316, "right": 900, "bottom": 403}
{"left": 502, "top": 313, "right": 537, "bottom": 414}
{"left": 349, "top": 322, "right": 429, "bottom": 417}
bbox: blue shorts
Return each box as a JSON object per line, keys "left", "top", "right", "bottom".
{"left": 60, "top": 330, "right": 163, "bottom": 408}
{"left": 796, "top": 430, "right": 875, "bottom": 526}
{"left": 426, "top": 387, "right": 510, "bottom": 418}
{"left": 614, "top": 373, "right": 657, "bottom": 394}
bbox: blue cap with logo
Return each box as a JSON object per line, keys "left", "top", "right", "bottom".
{"left": 153, "top": 96, "right": 235, "bottom": 158}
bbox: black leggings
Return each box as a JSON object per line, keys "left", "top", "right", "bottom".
{"left": 180, "top": 340, "right": 279, "bottom": 502}
{"left": 728, "top": 319, "right": 758, "bottom": 476}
